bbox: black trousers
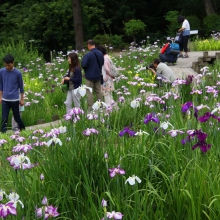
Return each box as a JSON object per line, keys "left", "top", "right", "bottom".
{"left": 179, "top": 35, "right": 190, "bottom": 52}
{"left": 1, "top": 100, "right": 25, "bottom": 133}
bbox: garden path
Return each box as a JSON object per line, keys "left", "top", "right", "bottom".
{"left": 170, "top": 51, "right": 220, "bottom": 79}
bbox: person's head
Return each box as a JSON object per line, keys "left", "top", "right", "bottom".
{"left": 87, "top": 39, "right": 95, "bottom": 50}
{"left": 96, "top": 45, "right": 107, "bottom": 55}
{"left": 153, "top": 58, "right": 161, "bottom": 68}
{"left": 67, "top": 52, "right": 80, "bottom": 71}
{"left": 178, "top": 15, "right": 185, "bottom": 24}
{"left": 166, "top": 40, "right": 172, "bottom": 44}
{"left": 3, "top": 54, "right": 14, "bottom": 71}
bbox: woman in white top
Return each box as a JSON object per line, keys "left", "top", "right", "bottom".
{"left": 178, "top": 15, "right": 190, "bottom": 58}
{"left": 96, "top": 45, "right": 115, "bottom": 105}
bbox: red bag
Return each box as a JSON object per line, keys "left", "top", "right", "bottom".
{"left": 161, "top": 43, "right": 169, "bottom": 54}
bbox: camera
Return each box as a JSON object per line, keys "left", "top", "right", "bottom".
{"left": 146, "top": 63, "right": 154, "bottom": 69}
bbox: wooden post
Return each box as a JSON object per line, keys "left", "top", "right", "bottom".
{"left": 198, "top": 57, "right": 204, "bottom": 66}
{"left": 203, "top": 52, "right": 208, "bottom": 57}
{"left": 215, "top": 52, "right": 220, "bottom": 61}
{"left": 192, "top": 61, "right": 200, "bottom": 73}
{"left": 50, "top": 51, "right": 53, "bottom": 63}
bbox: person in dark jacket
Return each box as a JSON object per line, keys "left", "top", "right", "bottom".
{"left": 0, "top": 54, "right": 25, "bottom": 133}
{"left": 61, "top": 52, "right": 82, "bottom": 111}
{"left": 81, "top": 39, "right": 104, "bottom": 111}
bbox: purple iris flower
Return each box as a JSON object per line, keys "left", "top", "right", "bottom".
{"left": 181, "top": 102, "right": 193, "bottom": 113}
{"left": 193, "top": 130, "right": 207, "bottom": 142}
{"left": 185, "top": 75, "right": 194, "bottom": 84}
{"left": 119, "top": 127, "right": 136, "bottom": 137}
{"left": 144, "top": 113, "right": 160, "bottom": 124}
{"left": 181, "top": 135, "right": 191, "bottom": 145}
{"left": 42, "top": 196, "right": 48, "bottom": 206}
{"left": 40, "top": 174, "right": 44, "bottom": 181}
{"left": 36, "top": 205, "right": 59, "bottom": 219}
{"left": 192, "top": 141, "right": 211, "bottom": 153}
{"left": 0, "top": 202, "right": 17, "bottom": 218}
{"left": 109, "top": 165, "right": 125, "bottom": 178}
{"left": 181, "top": 129, "right": 211, "bottom": 153}
{"left": 193, "top": 106, "right": 198, "bottom": 119}
{"left": 198, "top": 112, "right": 220, "bottom": 123}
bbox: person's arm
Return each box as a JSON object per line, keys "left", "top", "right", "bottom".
{"left": 148, "top": 68, "right": 156, "bottom": 75}
{"left": 20, "top": 93, "right": 24, "bottom": 106}
{"left": 103, "top": 57, "right": 112, "bottom": 81}
{"left": 62, "top": 72, "right": 69, "bottom": 84}
{"left": 178, "top": 27, "right": 185, "bottom": 32}
{"left": 17, "top": 72, "right": 25, "bottom": 106}
{"left": 81, "top": 54, "right": 89, "bottom": 69}
{"left": 69, "top": 68, "right": 82, "bottom": 84}
{"left": 0, "top": 72, "right": 2, "bottom": 104}
{"left": 178, "top": 20, "right": 187, "bottom": 32}
{"left": 0, "top": 91, "right": 2, "bottom": 104}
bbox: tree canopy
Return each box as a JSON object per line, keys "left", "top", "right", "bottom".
{"left": 0, "top": 0, "right": 219, "bottom": 58}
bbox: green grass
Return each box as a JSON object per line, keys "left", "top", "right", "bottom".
{"left": 1, "top": 40, "right": 220, "bottom": 219}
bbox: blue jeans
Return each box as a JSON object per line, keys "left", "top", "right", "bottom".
{"left": 1, "top": 100, "right": 25, "bottom": 133}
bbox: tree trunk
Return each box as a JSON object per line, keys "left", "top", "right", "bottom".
{"left": 72, "top": 0, "right": 84, "bottom": 51}
{"left": 203, "top": 0, "right": 216, "bottom": 15}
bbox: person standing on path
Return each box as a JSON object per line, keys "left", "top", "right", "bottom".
{"left": 177, "top": 15, "right": 190, "bottom": 58}
{"left": 96, "top": 45, "right": 115, "bottom": 105}
{"left": 0, "top": 54, "right": 25, "bottom": 133}
{"left": 81, "top": 39, "right": 104, "bottom": 111}
{"left": 61, "top": 52, "right": 82, "bottom": 112}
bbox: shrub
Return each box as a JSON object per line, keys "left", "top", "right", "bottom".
{"left": 124, "top": 19, "right": 146, "bottom": 43}
{"left": 93, "top": 34, "right": 126, "bottom": 49}
{"left": 164, "top": 10, "right": 179, "bottom": 37}
{"left": 0, "top": 39, "right": 43, "bottom": 67}
{"left": 203, "top": 14, "right": 220, "bottom": 35}
{"left": 187, "top": 15, "right": 201, "bottom": 31}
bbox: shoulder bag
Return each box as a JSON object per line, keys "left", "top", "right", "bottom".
{"left": 91, "top": 51, "right": 104, "bottom": 84}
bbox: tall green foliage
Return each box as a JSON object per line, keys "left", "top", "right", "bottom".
{"left": 0, "top": 0, "right": 219, "bottom": 57}
{"left": 0, "top": 39, "right": 42, "bottom": 67}
{"left": 203, "top": 14, "right": 220, "bottom": 35}
{"left": 93, "top": 34, "right": 126, "bottom": 49}
{"left": 164, "top": 11, "right": 179, "bottom": 37}
{"left": 187, "top": 15, "right": 201, "bottom": 31}
{"left": 124, "top": 19, "right": 146, "bottom": 43}
{"left": 0, "top": 1, "right": 74, "bottom": 58}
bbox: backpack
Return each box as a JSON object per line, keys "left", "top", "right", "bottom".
{"left": 161, "top": 43, "right": 169, "bottom": 54}
{"left": 106, "top": 57, "right": 119, "bottom": 77}
{"left": 165, "top": 43, "right": 180, "bottom": 56}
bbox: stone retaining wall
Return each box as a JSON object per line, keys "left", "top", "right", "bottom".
{"left": 192, "top": 51, "right": 220, "bottom": 73}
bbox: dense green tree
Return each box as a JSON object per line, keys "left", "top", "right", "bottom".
{"left": 124, "top": 19, "right": 146, "bottom": 43}
{"left": 0, "top": 0, "right": 219, "bottom": 58}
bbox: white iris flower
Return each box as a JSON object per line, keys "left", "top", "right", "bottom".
{"left": 130, "top": 100, "right": 140, "bottom": 108}
{"left": 74, "top": 85, "right": 92, "bottom": 97}
{"left": 46, "top": 135, "right": 62, "bottom": 146}
{"left": 8, "top": 192, "right": 24, "bottom": 208}
{"left": 160, "top": 121, "right": 174, "bottom": 130}
{"left": 92, "top": 101, "right": 108, "bottom": 110}
{"left": 125, "top": 175, "right": 142, "bottom": 185}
